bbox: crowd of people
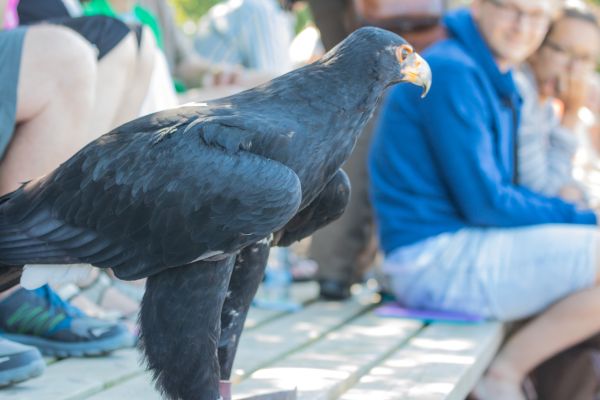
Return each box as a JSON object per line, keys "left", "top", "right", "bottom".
{"left": 2, "top": 0, "right": 600, "bottom": 399}
{"left": 369, "top": 0, "right": 600, "bottom": 399}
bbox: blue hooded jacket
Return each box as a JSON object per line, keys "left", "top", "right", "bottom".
{"left": 369, "top": 9, "right": 596, "bottom": 255}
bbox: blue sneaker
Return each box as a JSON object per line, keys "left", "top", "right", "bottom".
{"left": 0, "top": 285, "right": 134, "bottom": 357}
{"left": 0, "top": 337, "right": 45, "bottom": 387}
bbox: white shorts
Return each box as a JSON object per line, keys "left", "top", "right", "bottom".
{"left": 383, "top": 224, "right": 599, "bottom": 321}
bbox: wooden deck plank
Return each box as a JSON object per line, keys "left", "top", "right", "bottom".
{"left": 3, "top": 348, "right": 142, "bottom": 400}
{"left": 245, "top": 282, "right": 319, "bottom": 330}
{"left": 8, "top": 283, "right": 501, "bottom": 400}
{"left": 231, "top": 298, "right": 375, "bottom": 383}
{"left": 4, "top": 282, "right": 319, "bottom": 400}
{"left": 85, "top": 374, "right": 160, "bottom": 400}
{"left": 339, "top": 322, "right": 504, "bottom": 400}
{"left": 232, "top": 313, "right": 423, "bottom": 400}
{"left": 83, "top": 297, "right": 374, "bottom": 399}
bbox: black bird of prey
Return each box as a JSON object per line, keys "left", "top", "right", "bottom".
{"left": 0, "top": 27, "right": 430, "bottom": 400}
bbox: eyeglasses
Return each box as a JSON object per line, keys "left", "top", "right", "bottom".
{"left": 544, "top": 40, "right": 597, "bottom": 66}
{"left": 484, "top": 0, "right": 552, "bottom": 28}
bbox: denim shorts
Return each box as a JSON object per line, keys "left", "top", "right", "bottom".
{"left": 383, "top": 224, "right": 598, "bottom": 321}
{"left": 0, "top": 27, "right": 27, "bottom": 159}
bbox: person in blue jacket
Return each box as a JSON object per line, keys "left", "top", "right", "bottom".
{"left": 369, "top": 0, "right": 600, "bottom": 398}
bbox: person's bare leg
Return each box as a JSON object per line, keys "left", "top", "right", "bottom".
{"left": 475, "top": 243, "right": 600, "bottom": 400}
{"left": 90, "top": 31, "right": 136, "bottom": 136}
{"left": 93, "top": 26, "right": 156, "bottom": 304}
{"left": 112, "top": 26, "right": 155, "bottom": 126}
{"left": 0, "top": 26, "right": 96, "bottom": 302}
{"left": 0, "top": 25, "right": 96, "bottom": 194}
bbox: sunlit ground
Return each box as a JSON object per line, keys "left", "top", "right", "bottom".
{"left": 233, "top": 323, "right": 501, "bottom": 400}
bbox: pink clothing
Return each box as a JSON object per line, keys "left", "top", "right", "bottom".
{"left": 3, "top": 0, "right": 20, "bottom": 30}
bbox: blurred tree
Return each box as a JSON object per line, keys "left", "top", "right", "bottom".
{"left": 169, "top": 0, "right": 220, "bottom": 24}
{"left": 169, "top": 0, "right": 313, "bottom": 34}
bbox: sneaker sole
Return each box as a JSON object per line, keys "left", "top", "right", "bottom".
{"left": 0, "top": 359, "right": 45, "bottom": 387}
{"left": 2, "top": 332, "right": 135, "bottom": 358}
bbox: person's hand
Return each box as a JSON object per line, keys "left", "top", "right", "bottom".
{"left": 559, "top": 184, "right": 584, "bottom": 203}
{"left": 203, "top": 64, "right": 241, "bottom": 87}
{"left": 559, "top": 64, "right": 593, "bottom": 130}
{"left": 176, "top": 55, "right": 241, "bottom": 89}
{"left": 584, "top": 74, "right": 600, "bottom": 116}
{"left": 203, "top": 64, "right": 275, "bottom": 88}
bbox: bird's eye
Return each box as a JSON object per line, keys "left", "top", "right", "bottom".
{"left": 396, "top": 44, "right": 413, "bottom": 63}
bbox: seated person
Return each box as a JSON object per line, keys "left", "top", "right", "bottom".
{"left": 13, "top": 0, "right": 155, "bottom": 315}
{"left": 134, "top": 0, "right": 301, "bottom": 105}
{"left": 369, "top": 1, "right": 600, "bottom": 399}
{"left": 16, "top": 0, "right": 156, "bottom": 129}
{"left": 306, "top": 0, "right": 448, "bottom": 300}
{"left": 516, "top": 3, "right": 600, "bottom": 203}
{"left": 193, "top": 0, "right": 296, "bottom": 77}
{"left": 0, "top": 21, "right": 134, "bottom": 387}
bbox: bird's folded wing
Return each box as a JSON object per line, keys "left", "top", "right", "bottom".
{"left": 0, "top": 121, "right": 302, "bottom": 280}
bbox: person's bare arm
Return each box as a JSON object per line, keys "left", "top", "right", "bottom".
{"left": 107, "top": 0, "right": 135, "bottom": 14}
{"left": 176, "top": 52, "right": 277, "bottom": 90}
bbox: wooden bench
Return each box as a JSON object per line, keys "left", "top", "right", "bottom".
{"left": 2, "top": 282, "right": 504, "bottom": 400}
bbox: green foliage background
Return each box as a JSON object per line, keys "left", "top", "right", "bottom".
{"left": 168, "top": 0, "right": 312, "bottom": 33}
{"left": 170, "top": 0, "right": 220, "bottom": 23}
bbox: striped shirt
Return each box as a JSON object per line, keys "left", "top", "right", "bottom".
{"left": 193, "top": 0, "right": 294, "bottom": 75}
{"left": 515, "top": 64, "right": 579, "bottom": 197}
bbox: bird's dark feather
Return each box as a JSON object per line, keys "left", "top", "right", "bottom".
{"left": 0, "top": 122, "right": 302, "bottom": 279}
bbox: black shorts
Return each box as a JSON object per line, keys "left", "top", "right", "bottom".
{"left": 48, "top": 15, "right": 132, "bottom": 60}
{"left": 17, "top": 0, "right": 136, "bottom": 60}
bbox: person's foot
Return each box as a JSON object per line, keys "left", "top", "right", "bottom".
{"left": 0, "top": 337, "right": 45, "bottom": 387}
{"left": 472, "top": 362, "right": 526, "bottom": 400}
{"left": 73, "top": 271, "right": 140, "bottom": 318}
{"left": 0, "top": 285, "right": 135, "bottom": 357}
{"left": 318, "top": 279, "right": 351, "bottom": 301}
{"left": 289, "top": 258, "right": 318, "bottom": 282}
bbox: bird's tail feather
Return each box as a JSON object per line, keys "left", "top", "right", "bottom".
{"left": 0, "top": 266, "right": 23, "bottom": 292}
{"left": 0, "top": 190, "right": 82, "bottom": 266}
{"left": 140, "top": 257, "right": 236, "bottom": 400}
{"left": 0, "top": 190, "right": 25, "bottom": 292}
{"left": 0, "top": 189, "right": 73, "bottom": 291}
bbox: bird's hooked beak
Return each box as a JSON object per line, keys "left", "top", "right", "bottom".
{"left": 396, "top": 45, "right": 432, "bottom": 97}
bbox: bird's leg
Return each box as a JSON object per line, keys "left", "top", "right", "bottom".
{"left": 218, "top": 241, "right": 270, "bottom": 386}
{"left": 274, "top": 169, "right": 350, "bottom": 247}
{"left": 216, "top": 170, "right": 351, "bottom": 398}
{"left": 140, "top": 256, "right": 236, "bottom": 400}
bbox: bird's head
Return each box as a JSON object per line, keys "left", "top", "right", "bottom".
{"left": 336, "top": 27, "right": 432, "bottom": 97}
